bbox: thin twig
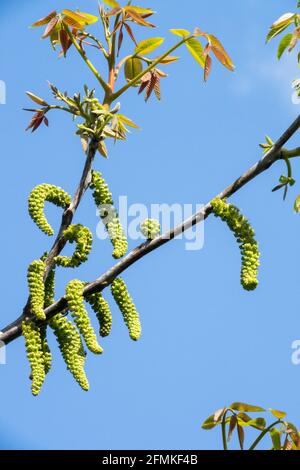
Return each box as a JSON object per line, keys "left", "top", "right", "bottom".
{"left": 1, "top": 115, "right": 300, "bottom": 345}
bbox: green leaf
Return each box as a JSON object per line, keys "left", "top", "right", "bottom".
{"left": 103, "top": 0, "right": 120, "bottom": 8}
{"left": 248, "top": 418, "right": 267, "bottom": 430}
{"left": 269, "top": 409, "right": 287, "bottom": 420}
{"left": 278, "top": 33, "right": 293, "bottom": 59}
{"left": 230, "top": 402, "right": 266, "bottom": 413}
{"left": 169, "top": 29, "right": 190, "bottom": 38}
{"left": 26, "top": 92, "right": 48, "bottom": 107}
{"left": 135, "top": 37, "right": 165, "bottom": 55}
{"left": 186, "top": 38, "right": 205, "bottom": 68}
{"left": 270, "top": 428, "right": 281, "bottom": 450}
{"left": 62, "top": 10, "right": 98, "bottom": 26}
{"left": 294, "top": 195, "right": 300, "bottom": 212}
{"left": 201, "top": 414, "right": 221, "bottom": 430}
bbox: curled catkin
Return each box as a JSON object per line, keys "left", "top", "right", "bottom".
{"left": 49, "top": 314, "right": 89, "bottom": 391}
{"left": 27, "top": 260, "right": 46, "bottom": 320}
{"left": 210, "top": 198, "right": 260, "bottom": 291}
{"left": 28, "top": 184, "right": 71, "bottom": 236}
{"left": 140, "top": 219, "right": 161, "bottom": 240}
{"left": 22, "top": 320, "right": 46, "bottom": 396}
{"left": 86, "top": 292, "right": 112, "bottom": 337}
{"left": 90, "top": 170, "right": 128, "bottom": 259}
{"left": 65, "top": 280, "right": 103, "bottom": 354}
{"left": 54, "top": 224, "right": 92, "bottom": 268}
{"left": 111, "top": 278, "right": 141, "bottom": 341}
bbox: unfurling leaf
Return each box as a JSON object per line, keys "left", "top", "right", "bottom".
{"left": 294, "top": 195, "right": 300, "bottom": 212}
{"left": 125, "top": 7, "right": 155, "bottom": 28}
{"left": 98, "top": 141, "right": 108, "bottom": 158}
{"left": 135, "top": 37, "right": 164, "bottom": 55}
{"left": 117, "top": 114, "right": 139, "bottom": 129}
{"left": 26, "top": 92, "right": 48, "bottom": 107}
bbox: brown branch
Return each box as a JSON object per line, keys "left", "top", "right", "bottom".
{"left": 1, "top": 115, "right": 300, "bottom": 345}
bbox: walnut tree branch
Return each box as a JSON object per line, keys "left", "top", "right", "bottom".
{"left": 1, "top": 115, "right": 300, "bottom": 345}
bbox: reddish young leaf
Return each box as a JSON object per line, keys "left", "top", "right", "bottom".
{"left": 59, "top": 29, "right": 71, "bottom": 57}
{"left": 42, "top": 17, "right": 59, "bottom": 39}
{"left": 117, "top": 26, "right": 124, "bottom": 57}
{"left": 63, "top": 16, "right": 84, "bottom": 31}
{"left": 26, "top": 111, "right": 45, "bottom": 132}
{"left": 31, "top": 11, "right": 57, "bottom": 28}
{"left": 125, "top": 8, "right": 155, "bottom": 28}
{"left": 145, "top": 71, "right": 158, "bottom": 101}
{"left": 204, "top": 54, "right": 212, "bottom": 81}
{"left": 43, "top": 116, "right": 49, "bottom": 127}
{"left": 106, "top": 7, "right": 123, "bottom": 17}
{"left": 153, "top": 73, "right": 161, "bottom": 100}
{"left": 237, "top": 425, "right": 245, "bottom": 450}
{"left": 124, "top": 22, "right": 138, "bottom": 46}
{"left": 138, "top": 72, "right": 151, "bottom": 95}
{"left": 209, "top": 35, "right": 235, "bottom": 71}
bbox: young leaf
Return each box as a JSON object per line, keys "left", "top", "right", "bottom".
{"left": 230, "top": 402, "right": 266, "bottom": 413}
{"left": 272, "top": 13, "right": 295, "bottom": 29}
{"left": 294, "top": 195, "right": 300, "bottom": 212}
{"left": 42, "top": 17, "right": 59, "bottom": 39}
{"left": 26, "top": 92, "right": 48, "bottom": 107}
{"left": 62, "top": 10, "right": 98, "bottom": 26}
{"left": 201, "top": 414, "right": 221, "bottom": 430}
{"left": 237, "top": 424, "right": 245, "bottom": 450}
{"left": 156, "top": 55, "right": 179, "bottom": 64}
{"left": 31, "top": 11, "right": 57, "bottom": 28}
{"left": 208, "top": 35, "right": 235, "bottom": 71}
{"left": 98, "top": 140, "right": 108, "bottom": 158}
{"left": 186, "top": 38, "right": 205, "bottom": 68}
{"left": 270, "top": 409, "right": 287, "bottom": 420}
{"left": 204, "top": 54, "right": 212, "bottom": 81}
{"left": 135, "top": 37, "right": 164, "bottom": 55}
{"left": 103, "top": 0, "right": 120, "bottom": 8}
{"left": 125, "top": 7, "right": 155, "bottom": 28}
{"left": 127, "top": 6, "right": 155, "bottom": 16}
{"left": 117, "top": 114, "right": 139, "bottom": 129}
{"left": 169, "top": 29, "right": 190, "bottom": 38}
{"left": 228, "top": 415, "right": 237, "bottom": 442}
{"left": 278, "top": 33, "right": 293, "bottom": 59}
{"left": 270, "top": 428, "right": 281, "bottom": 450}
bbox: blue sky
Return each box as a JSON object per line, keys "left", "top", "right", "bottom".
{"left": 1, "top": 0, "right": 300, "bottom": 450}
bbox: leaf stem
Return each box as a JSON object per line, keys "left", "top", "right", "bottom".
{"left": 248, "top": 420, "right": 281, "bottom": 450}
{"left": 64, "top": 25, "right": 111, "bottom": 95}
{"left": 111, "top": 35, "right": 193, "bottom": 101}
{"left": 281, "top": 147, "right": 300, "bottom": 159}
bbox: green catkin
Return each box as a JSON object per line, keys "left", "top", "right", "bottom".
{"left": 49, "top": 314, "right": 89, "bottom": 391}
{"left": 140, "top": 219, "right": 161, "bottom": 240}
{"left": 40, "top": 325, "right": 52, "bottom": 375}
{"left": 22, "top": 320, "right": 46, "bottom": 396}
{"left": 65, "top": 280, "right": 103, "bottom": 354}
{"left": 28, "top": 184, "right": 71, "bottom": 236}
{"left": 111, "top": 278, "right": 141, "bottom": 341}
{"left": 44, "top": 268, "right": 55, "bottom": 308}
{"left": 90, "top": 170, "right": 128, "bottom": 259}
{"left": 210, "top": 198, "right": 260, "bottom": 291}
{"left": 27, "top": 260, "right": 46, "bottom": 320}
{"left": 54, "top": 224, "right": 93, "bottom": 268}
{"left": 86, "top": 292, "right": 113, "bottom": 337}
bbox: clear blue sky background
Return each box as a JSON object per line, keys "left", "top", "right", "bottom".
{"left": 1, "top": 0, "right": 300, "bottom": 450}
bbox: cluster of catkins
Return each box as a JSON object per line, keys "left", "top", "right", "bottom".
{"left": 210, "top": 198, "right": 260, "bottom": 291}
{"left": 23, "top": 173, "right": 142, "bottom": 395}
